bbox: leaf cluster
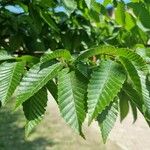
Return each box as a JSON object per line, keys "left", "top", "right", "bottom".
{"left": 0, "top": 0, "right": 150, "bottom": 143}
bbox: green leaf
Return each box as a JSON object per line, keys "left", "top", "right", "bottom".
{"left": 97, "top": 99, "right": 118, "bottom": 143}
{"left": 92, "top": 1, "right": 101, "bottom": 13}
{"left": 41, "top": 49, "right": 71, "bottom": 63}
{"left": 87, "top": 60, "right": 126, "bottom": 124}
{"left": 129, "top": 3, "right": 150, "bottom": 28}
{"left": 129, "top": 100, "right": 138, "bottom": 123}
{"left": 139, "top": 5, "right": 150, "bottom": 29}
{"left": 15, "top": 62, "right": 62, "bottom": 108}
{"left": 17, "top": 55, "right": 39, "bottom": 68}
{"left": 119, "top": 56, "right": 142, "bottom": 93}
{"left": 58, "top": 68, "right": 87, "bottom": 136}
{"left": 120, "top": 83, "right": 138, "bottom": 123}
{"left": 131, "top": 0, "right": 140, "bottom": 2}
{"left": 136, "top": 47, "right": 150, "bottom": 63}
{"left": 122, "top": 82, "right": 149, "bottom": 123}
{"left": 40, "top": 11, "right": 59, "bottom": 33}
{"left": 116, "top": 49, "right": 147, "bottom": 74}
{"left": 85, "top": 0, "right": 92, "bottom": 9}
{"left": 138, "top": 71, "right": 150, "bottom": 117}
{"left": 23, "top": 87, "right": 48, "bottom": 137}
{"left": 77, "top": 45, "right": 148, "bottom": 73}
{"left": 122, "top": 83, "right": 144, "bottom": 113}
{"left": 125, "top": 12, "right": 136, "bottom": 31}
{"left": 0, "top": 62, "right": 24, "bottom": 106}
{"left": 76, "top": 45, "right": 115, "bottom": 61}
{"left": 103, "top": 0, "right": 112, "bottom": 6}
{"left": 62, "top": 0, "right": 77, "bottom": 12}
{"left": 76, "top": 62, "right": 90, "bottom": 79}
{"left": 118, "top": 91, "right": 129, "bottom": 122}
{"left": 89, "top": 9, "right": 100, "bottom": 23}
{"left": 115, "top": 2, "right": 125, "bottom": 26}
{"left": 46, "top": 80, "right": 58, "bottom": 103}
{"left": 0, "top": 50, "right": 15, "bottom": 61}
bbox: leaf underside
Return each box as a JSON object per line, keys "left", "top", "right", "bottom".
{"left": 118, "top": 91, "right": 130, "bottom": 122}
{"left": 46, "top": 80, "right": 58, "bottom": 103}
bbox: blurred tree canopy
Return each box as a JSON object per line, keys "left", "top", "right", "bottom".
{"left": 0, "top": 0, "right": 150, "bottom": 55}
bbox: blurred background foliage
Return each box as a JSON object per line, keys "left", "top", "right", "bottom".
{"left": 0, "top": 0, "right": 150, "bottom": 57}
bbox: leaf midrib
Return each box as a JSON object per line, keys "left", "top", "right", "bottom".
{"left": 90, "top": 63, "right": 113, "bottom": 119}
{"left": 19, "top": 63, "right": 60, "bottom": 98}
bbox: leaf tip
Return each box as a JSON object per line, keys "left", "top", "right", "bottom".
{"left": 88, "top": 117, "right": 93, "bottom": 126}
{"left": 14, "top": 101, "right": 20, "bottom": 111}
{"left": 80, "top": 131, "right": 86, "bottom": 140}
{"left": 102, "top": 137, "right": 107, "bottom": 144}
